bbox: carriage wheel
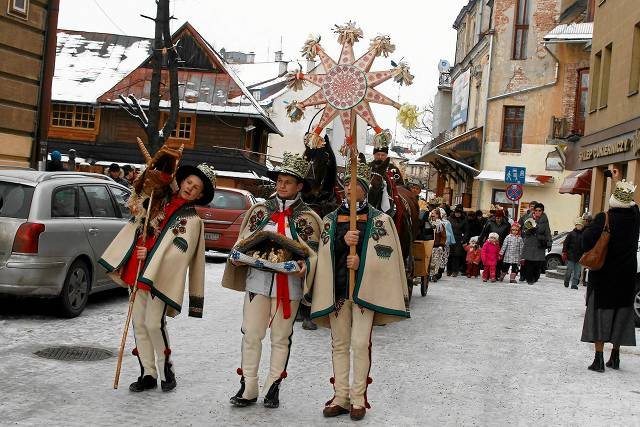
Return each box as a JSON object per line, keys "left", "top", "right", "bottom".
{"left": 420, "top": 276, "right": 429, "bottom": 296}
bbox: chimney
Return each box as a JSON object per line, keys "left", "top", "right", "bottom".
{"left": 305, "top": 59, "right": 316, "bottom": 73}
{"left": 246, "top": 51, "right": 256, "bottom": 64}
{"left": 274, "top": 50, "right": 283, "bottom": 62}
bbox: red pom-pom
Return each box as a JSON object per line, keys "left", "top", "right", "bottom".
{"left": 367, "top": 377, "right": 373, "bottom": 384}
{"left": 329, "top": 377, "right": 335, "bottom": 384}
{"left": 236, "top": 368, "right": 243, "bottom": 376}
{"left": 164, "top": 348, "right": 172, "bottom": 356}
{"left": 280, "top": 371, "right": 288, "bottom": 379}
{"left": 132, "top": 348, "right": 139, "bottom": 356}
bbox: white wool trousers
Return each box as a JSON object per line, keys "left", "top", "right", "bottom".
{"left": 328, "top": 299, "right": 375, "bottom": 409}
{"left": 132, "top": 290, "right": 172, "bottom": 381}
{"left": 240, "top": 292, "right": 300, "bottom": 399}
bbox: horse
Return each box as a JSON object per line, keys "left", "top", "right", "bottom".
{"left": 301, "top": 134, "right": 340, "bottom": 218}
{"left": 368, "top": 158, "right": 420, "bottom": 299}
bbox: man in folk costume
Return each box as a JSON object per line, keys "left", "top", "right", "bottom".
{"left": 99, "top": 162, "right": 215, "bottom": 392}
{"left": 221, "top": 152, "right": 322, "bottom": 409}
{"left": 371, "top": 132, "right": 405, "bottom": 186}
{"left": 310, "top": 159, "right": 410, "bottom": 421}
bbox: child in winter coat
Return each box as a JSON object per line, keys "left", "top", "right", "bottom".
{"left": 500, "top": 223, "right": 524, "bottom": 283}
{"left": 481, "top": 232, "right": 501, "bottom": 282}
{"left": 463, "top": 236, "right": 481, "bottom": 278}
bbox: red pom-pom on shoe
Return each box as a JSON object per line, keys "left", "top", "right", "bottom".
{"left": 236, "top": 368, "right": 243, "bottom": 376}
{"left": 132, "top": 347, "right": 139, "bottom": 356}
{"left": 329, "top": 377, "right": 335, "bottom": 384}
{"left": 164, "top": 348, "right": 172, "bottom": 356}
{"left": 367, "top": 377, "right": 373, "bottom": 384}
{"left": 280, "top": 371, "right": 288, "bottom": 379}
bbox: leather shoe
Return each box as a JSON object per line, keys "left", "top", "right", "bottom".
{"left": 323, "top": 405, "right": 349, "bottom": 417}
{"left": 129, "top": 375, "right": 157, "bottom": 392}
{"left": 230, "top": 396, "right": 257, "bottom": 407}
{"left": 350, "top": 405, "right": 366, "bottom": 421}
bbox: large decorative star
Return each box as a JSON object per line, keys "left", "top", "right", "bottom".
{"left": 286, "top": 22, "right": 415, "bottom": 153}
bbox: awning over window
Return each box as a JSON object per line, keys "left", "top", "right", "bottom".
{"left": 543, "top": 22, "right": 593, "bottom": 44}
{"left": 559, "top": 169, "right": 592, "bottom": 194}
{"left": 474, "top": 170, "right": 554, "bottom": 186}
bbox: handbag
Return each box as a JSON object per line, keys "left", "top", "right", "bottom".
{"left": 578, "top": 211, "right": 610, "bottom": 271}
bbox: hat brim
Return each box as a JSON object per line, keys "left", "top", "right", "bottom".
{"left": 267, "top": 169, "right": 310, "bottom": 192}
{"left": 176, "top": 165, "right": 215, "bottom": 206}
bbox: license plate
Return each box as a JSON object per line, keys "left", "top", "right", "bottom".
{"left": 205, "top": 232, "right": 220, "bottom": 241}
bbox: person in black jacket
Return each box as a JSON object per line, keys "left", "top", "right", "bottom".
{"left": 562, "top": 218, "right": 584, "bottom": 289}
{"left": 447, "top": 205, "right": 469, "bottom": 276}
{"left": 581, "top": 180, "right": 639, "bottom": 372}
{"left": 466, "top": 210, "right": 484, "bottom": 243}
{"left": 46, "top": 150, "right": 66, "bottom": 171}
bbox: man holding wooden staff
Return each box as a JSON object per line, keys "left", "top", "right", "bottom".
{"left": 309, "top": 158, "right": 409, "bottom": 421}
{"left": 99, "top": 163, "right": 215, "bottom": 392}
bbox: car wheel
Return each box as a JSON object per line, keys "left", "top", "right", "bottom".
{"left": 546, "top": 255, "right": 563, "bottom": 271}
{"left": 634, "top": 275, "right": 640, "bottom": 327}
{"left": 58, "top": 260, "right": 91, "bottom": 318}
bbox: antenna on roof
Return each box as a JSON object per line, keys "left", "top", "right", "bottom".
{"left": 280, "top": 36, "right": 283, "bottom": 53}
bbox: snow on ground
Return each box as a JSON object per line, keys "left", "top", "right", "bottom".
{"left": 1, "top": 261, "right": 638, "bottom": 426}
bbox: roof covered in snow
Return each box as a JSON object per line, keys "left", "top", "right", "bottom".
{"left": 229, "top": 62, "right": 295, "bottom": 88}
{"left": 52, "top": 24, "right": 281, "bottom": 135}
{"left": 52, "top": 30, "right": 152, "bottom": 104}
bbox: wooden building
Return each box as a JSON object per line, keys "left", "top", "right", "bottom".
{"left": 46, "top": 22, "right": 281, "bottom": 193}
{"left": 0, "top": 0, "right": 58, "bottom": 167}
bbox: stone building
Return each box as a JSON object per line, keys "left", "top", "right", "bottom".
{"left": 564, "top": 0, "right": 640, "bottom": 213}
{"left": 421, "top": 0, "right": 593, "bottom": 232}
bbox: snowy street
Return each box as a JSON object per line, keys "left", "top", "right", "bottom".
{"left": 1, "top": 258, "right": 639, "bottom": 426}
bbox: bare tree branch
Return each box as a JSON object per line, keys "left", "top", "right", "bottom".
{"left": 403, "top": 101, "right": 434, "bottom": 146}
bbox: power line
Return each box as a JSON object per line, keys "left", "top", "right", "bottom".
{"left": 92, "top": 0, "right": 127, "bottom": 34}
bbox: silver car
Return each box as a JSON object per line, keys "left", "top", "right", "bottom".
{"left": 0, "top": 169, "right": 131, "bottom": 317}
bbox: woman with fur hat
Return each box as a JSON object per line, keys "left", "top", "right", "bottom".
{"left": 581, "top": 180, "right": 639, "bottom": 372}
{"left": 99, "top": 162, "right": 216, "bottom": 393}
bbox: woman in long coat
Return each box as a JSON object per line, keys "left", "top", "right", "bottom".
{"left": 521, "top": 204, "right": 552, "bottom": 285}
{"left": 428, "top": 208, "right": 447, "bottom": 282}
{"left": 447, "top": 206, "right": 469, "bottom": 276}
{"left": 581, "top": 180, "right": 639, "bottom": 372}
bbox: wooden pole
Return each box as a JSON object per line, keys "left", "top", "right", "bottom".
{"left": 348, "top": 110, "right": 357, "bottom": 300}
{"left": 113, "top": 191, "right": 154, "bottom": 389}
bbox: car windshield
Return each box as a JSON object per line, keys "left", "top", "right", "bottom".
{"left": 0, "top": 182, "right": 34, "bottom": 219}
{"left": 210, "top": 191, "right": 246, "bottom": 210}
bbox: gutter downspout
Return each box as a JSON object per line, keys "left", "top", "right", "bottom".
{"left": 33, "top": 0, "right": 60, "bottom": 170}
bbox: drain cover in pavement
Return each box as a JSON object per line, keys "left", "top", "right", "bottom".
{"left": 34, "top": 346, "right": 113, "bottom": 361}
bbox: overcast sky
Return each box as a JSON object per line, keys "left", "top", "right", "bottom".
{"left": 58, "top": 0, "right": 467, "bottom": 144}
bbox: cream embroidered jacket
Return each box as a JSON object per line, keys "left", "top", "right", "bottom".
{"left": 98, "top": 204, "right": 205, "bottom": 318}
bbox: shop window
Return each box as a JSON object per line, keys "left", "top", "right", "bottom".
{"left": 7, "top": 0, "right": 28, "bottom": 19}
{"left": 500, "top": 106, "right": 524, "bottom": 153}
{"left": 590, "top": 51, "right": 602, "bottom": 112}
{"left": 574, "top": 69, "right": 589, "bottom": 135}
{"left": 629, "top": 23, "right": 640, "bottom": 96}
{"left": 512, "top": 0, "right": 529, "bottom": 60}
{"left": 51, "top": 104, "right": 97, "bottom": 129}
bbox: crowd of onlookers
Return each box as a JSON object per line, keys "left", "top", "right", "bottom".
{"left": 46, "top": 150, "right": 138, "bottom": 189}
{"left": 418, "top": 199, "right": 578, "bottom": 286}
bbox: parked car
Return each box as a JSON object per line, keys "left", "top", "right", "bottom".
{"left": 195, "top": 187, "right": 256, "bottom": 251}
{"left": 0, "top": 170, "right": 131, "bottom": 317}
{"left": 546, "top": 231, "right": 569, "bottom": 270}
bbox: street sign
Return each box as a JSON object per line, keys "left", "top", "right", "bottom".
{"left": 505, "top": 166, "right": 526, "bottom": 184}
{"left": 505, "top": 184, "right": 523, "bottom": 201}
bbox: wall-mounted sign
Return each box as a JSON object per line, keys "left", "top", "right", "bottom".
{"left": 578, "top": 129, "right": 640, "bottom": 168}
{"left": 450, "top": 68, "right": 470, "bottom": 129}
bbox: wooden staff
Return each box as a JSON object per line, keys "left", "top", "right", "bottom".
{"left": 348, "top": 110, "right": 358, "bottom": 301}
{"left": 114, "top": 191, "right": 154, "bottom": 389}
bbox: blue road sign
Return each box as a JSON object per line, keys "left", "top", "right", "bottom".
{"left": 505, "top": 166, "right": 526, "bottom": 185}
